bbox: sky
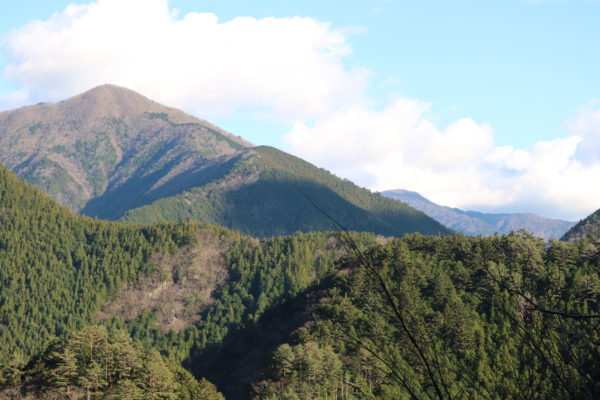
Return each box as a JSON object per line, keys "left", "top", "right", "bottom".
{"left": 0, "top": 0, "right": 599, "bottom": 221}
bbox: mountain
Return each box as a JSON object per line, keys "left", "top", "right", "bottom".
{"left": 561, "top": 208, "right": 600, "bottom": 242}
{"left": 382, "top": 189, "right": 575, "bottom": 239}
{"left": 0, "top": 84, "right": 250, "bottom": 217}
{"left": 0, "top": 85, "right": 450, "bottom": 237}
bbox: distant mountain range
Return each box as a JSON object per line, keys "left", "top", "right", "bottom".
{"left": 561, "top": 208, "right": 600, "bottom": 242}
{"left": 0, "top": 85, "right": 449, "bottom": 237}
{"left": 382, "top": 189, "right": 575, "bottom": 239}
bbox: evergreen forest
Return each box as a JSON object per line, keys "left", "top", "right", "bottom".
{"left": 1, "top": 161, "right": 599, "bottom": 399}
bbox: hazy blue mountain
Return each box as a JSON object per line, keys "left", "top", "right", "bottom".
{"left": 382, "top": 189, "right": 575, "bottom": 239}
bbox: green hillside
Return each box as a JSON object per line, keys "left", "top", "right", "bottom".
{"left": 0, "top": 163, "right": 376, "bottom": 398}
{"left": 121, "top": 146, "right": 451, "bottom": 237}
{"left": 0, "top": 163, "right": 199, "bottom": 361}
{"left": 2, "top": 163, "right": 600, "bottom": 399}
{"left": 562, "top": 208, "right": 600, "bottom": 242}
{"left": 0, "top": 163, "right": 228, "bottom": 398}
{"left": 251, "top": 233, "right": 600, "bottom": 399}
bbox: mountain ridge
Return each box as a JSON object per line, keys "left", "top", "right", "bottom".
{"left": 121, "top": 145, "right": 451, "bottom": 237}
{"left": 382, "top": 188, "right": 575, "bottom": 239}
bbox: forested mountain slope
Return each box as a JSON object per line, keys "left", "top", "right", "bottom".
{"left": 252, "top": 232, "right": 600, "bottom": 399}
{"left": 0, "top": 86, "right": 449, "bottom": 237}
{"left": 1, "top": 164, "right": 600, "bottom": 399}
{"left": 562, "top": 208, "right": 600, "bottom": 242}
{"left": 383, "top": 189, "right": 574, "bottom": 239}
{"left": 0, "top": 163, "right": 376, "bottom": 398}
{"left": 121, "top": 146, "right": 451, "bottom": 237}
{"left": 0, "top": 163, "right": 225, "bottom": 398}
{"left": 0, "top": 163, "right": 196, "bottom": 361}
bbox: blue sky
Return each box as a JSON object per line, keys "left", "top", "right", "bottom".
{"left": 1, "top": 0, "right": 599, "bottom": 219}
{"left": 190, "top": 0, "right": 600, "bottom": 148}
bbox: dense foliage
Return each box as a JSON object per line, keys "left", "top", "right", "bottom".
{"left": 109, "top": 231, "right": 378, "bottom": 398}
{"left": 0, "top": 164, "right": 197, "bottom": 365}
{"left": 1, "top": 325, "right": 223, "bottom": 399}
{"left": 3, "top": 160, "right": 600, "bottom": 399}
{"left": 0, "top": 163, "right": 378, "bottom": 398}
{"left": 254, "top": 233, "right": 600, "bottom": 399}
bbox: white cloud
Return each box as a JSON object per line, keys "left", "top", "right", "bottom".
{"left": 2, "top": 0, "right": 367, "bottom": 120}
{"left": 284, "top": 99, "right": 600, "bottom": 221}
{"left": 569, "top": 101, "right": 600, "bottom": 165}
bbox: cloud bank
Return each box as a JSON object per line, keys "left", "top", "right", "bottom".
{"left": 2, "top": 0, "right": 599, "bottom": 220}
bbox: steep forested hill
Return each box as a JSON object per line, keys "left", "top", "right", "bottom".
{"left": 0, "top": 163, "right": 375, "bottom": 398}
{"left": 383, "top": 189, "right": 575, "bottom": 239}
{"left": 562, "top": 208, "right": 600, "bottom": 242}
{"left": 121, "top": 146, "right": 451, "bottom": 237}
{"left": 0, "top": 163, "right": 226, "bottom": 398}
{"left": 0, "top": 86, "right": 450, "bottom": 237}
{"left": 0, "top": 163, "right": 196, "bottom": 361}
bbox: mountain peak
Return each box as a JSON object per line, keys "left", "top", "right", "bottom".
{"left": 0, "top": 85, "right": 252, "bottom": 214}
{"left": 62, "top": 84, "right": 252, "bottom": 147}
{"left": 58, "top": 84, "right": 186, "bottom": 121}
{"left": 75, "top": 83, "right": 152, "bottom": 104}
{"left": 81, "top": 83, "right": 139, "bottom": 96}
